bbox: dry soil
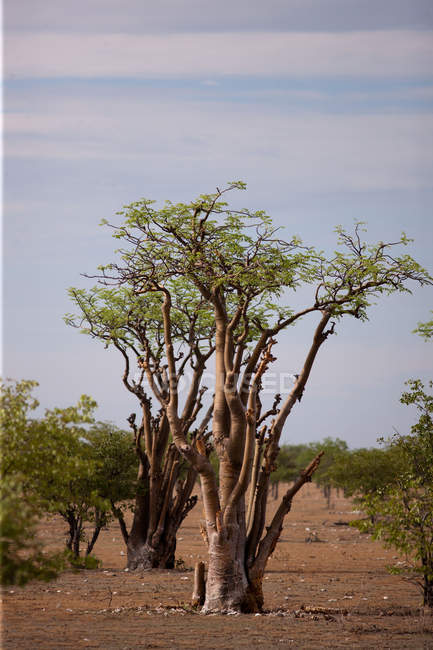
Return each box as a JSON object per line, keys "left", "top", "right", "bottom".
{"left": 2, "top": 484, "right": 432, "bottom": 649}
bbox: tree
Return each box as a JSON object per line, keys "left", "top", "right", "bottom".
{"left": 71, "top": 182, "right": 431, "bottom": 612}
{"left": 1, "top": 379, "right": 133, "bottom": 566}
{"left": 329, "top": 445, "right": 405, "bottom": 502}
{"left": 269, "top": 443, "right": 307, "bottom": 500}
{"left": 24, "top": 394, "right": 110, "bottom": 561}
{"left": 33, "top": 405, "right": 139, "bottom": 562}
{"left": 0, "top": 379, "right": 62, "bottom": 585}
{"left": 296, "top": 438, "right": 349, "bottom": 507}
{"left": 66, "top": 285, "right": 213, "bottom": 569}
{"left": 85, "top": 422, "right": 138, "bottom": 552}
{"left": 355, "top": 381, "right": 433, "bottom": 607}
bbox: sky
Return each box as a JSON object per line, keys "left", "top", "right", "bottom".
{"left": 3, "top": 0, "right": 433, "bottom": 448}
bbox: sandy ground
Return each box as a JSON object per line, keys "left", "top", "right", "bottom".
{"left": 2, "top": 484, "right": 432, "bottom": 649}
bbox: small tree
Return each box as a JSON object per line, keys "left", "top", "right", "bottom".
{"left": 73, "top": 183, "right": 431, "bottom": 612}
{"left": 1, "top": 379, "right": 131, "bottom": 565}
{"left": 296, "top": 438, "right": 349, "bottom": 507}
{"left": 25, "top": 395, "right": 110, "bottom": 561}
{"left": 330, "top": 445, "right": 405, "bottom": 502}
{"left": 86, "top": 422, "right": 138, "bottom": 551}
{"left": 355, "top": 381, "right": 433, "bottom": 607}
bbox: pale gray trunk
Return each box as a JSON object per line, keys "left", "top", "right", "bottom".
{"left": 202, "top": 527, "right": 249, "bottom": 613}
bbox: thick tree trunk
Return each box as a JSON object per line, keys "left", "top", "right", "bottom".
{"left": 199, "top": 453, "right": 324, "bottom": 613}
{"left": 203, "top": 527, "right": 250, "bottom": 613}
{"left": 201, "top": 498, "right": 261, "bottom": 613}
{"left": 126, "top": 486, "right": 177, "bottom": 569}
{"left": 127, "top": 538, "right": 176, "bottom": 570}
{"left": 126, "top": 460, "right": 197, "bottom": 570}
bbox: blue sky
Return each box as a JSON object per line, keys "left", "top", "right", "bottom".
{"left": 3, "top": 0, "right": 433, "bottom": 446}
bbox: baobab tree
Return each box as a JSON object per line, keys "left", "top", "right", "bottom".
{"left": 71, "top": 182, "right": 431, "bottom": 610}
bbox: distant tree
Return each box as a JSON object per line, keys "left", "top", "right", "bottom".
{"left": 269, "top": 443, "right": 308, "bottom": 499}
{"left": 296, "top": 438, "right": 349, "bottom": 507}
{"left": 271, "top": 444, "right": 308, "bottom": 483}
{"left": 68, "top": 182, "right": 431, "bottom": 612}
{"left": 355, "top": 380, "right": 433, "bottom": 608}
{"left": 330, "top": 445, "right": 405, "bottom": 503}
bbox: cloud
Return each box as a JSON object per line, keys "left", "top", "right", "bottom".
{"left": 5, "top": 0, "right": 433, "bottom": 34}
{"left": 5, "top": 91, "right": 433, "bottom": 192}
{"left": 5, "top": 30, "right": 433, "bottom": 80}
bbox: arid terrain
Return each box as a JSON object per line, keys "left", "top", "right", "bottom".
{"left": 2, "top": 484, "right": 432, "bottom": 649}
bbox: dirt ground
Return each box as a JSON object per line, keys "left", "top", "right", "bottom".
{"left": 2, "top": 484, "right": 432, "bottom": 649}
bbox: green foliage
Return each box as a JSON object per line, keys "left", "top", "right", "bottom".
{"left": 270, "top": 444, "right": 309, "bottom": 483}
{"left": 0, "top": 476, "right": 64, "bottom": 586}
{"left": 413, "top": 311, "right": 433, "bottom": 340}
{"left": 33, "top": 414, "right": 137, "bottom": 559}
{"left": 353, "top": 381, "right": 433, "bottom": 607}
{"left": 97, "top": 187, "right": 430, "bottom": 327}
{"left": 66, "top": 551, "right": 101, "bottom": 570}
{"left": 329, "top": 445, "right": 405, "bottom": 499}
{"left": 295, "top": 438, "right": 349, "bottom": 487}
{"left": 1, "top": 381, "right": 97, "bottom": 509}
{"left": 1, "top": 379, "right": 138, "bottom": 582}
{"left": 65, "top": 283, "right": 216, "bottom": 357}
{"left": 106, "top": 184, "right": 313, "bottom": 306}
{"left": 68, "top": 187, "right": 430, "bottom": 360}
{"left": 0, "top": 379, "right": 64, "bottom": 585}
{"left": 1, "top": 378, "right": 40, "bottom": 483}
{"left": 85, "top": 422, "right": 138, "bottom": 515}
